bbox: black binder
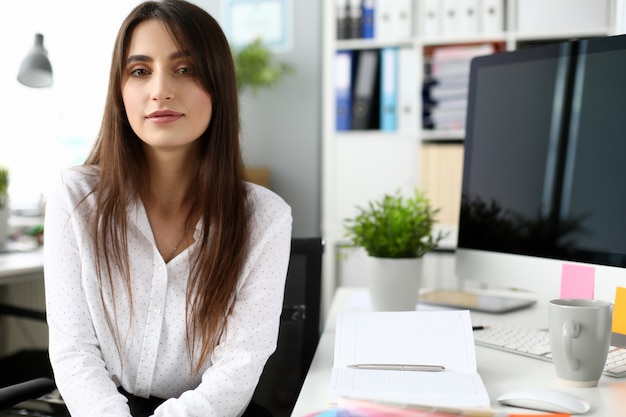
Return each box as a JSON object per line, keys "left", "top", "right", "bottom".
{"left": 351, "top": 50, "right": 380, "bottom": 130}
{"left": 336, "top": 1, "right": 349, "bottom": 39}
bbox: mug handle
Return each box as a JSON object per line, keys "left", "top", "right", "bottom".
{"left": 563, "top": 320, "right": 581, "bottom": 370}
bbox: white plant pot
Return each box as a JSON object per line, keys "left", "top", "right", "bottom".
{"left": 0, "top": 207, "right": 8, "bottom": 244}
{"left": 366, "top": 256, "right": 423, "bottom": 311}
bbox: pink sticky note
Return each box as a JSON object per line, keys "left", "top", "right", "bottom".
{"left": 560, "top": 263, "right": 595, "bottom": 299}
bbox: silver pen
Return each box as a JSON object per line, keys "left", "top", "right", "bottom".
{"left": 347, "top": 364, "right": 445, "bottom": 372}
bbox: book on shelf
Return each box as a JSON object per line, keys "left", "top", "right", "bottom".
{"left": 335, "top": 50, "right": 354, "bottom": 131}
{"left": 380, "top": 47, "right": 398, "bottom": 131}
{"left": 423, "top": 43, "right": 495, "bottom": 132}
{"left": 421, "top": 142, "right": 464, "bottom": 227}
{"left": 347, "top": 0, "right": 362, "bottom": 39}
{"left": 336, "top": 0, "right": 350, "bottom": 40}
{"left": 351, "top": 49, "right": 380, "bottom": 130}
{"left": 429, "top": 108, "right": 466, "bottom": 131}
{"left": 480, "top": 0, "right": 505, "bottom": 36}
{"left": 361, "top": 0, "right": 375, "bottom": 38}
{"left": 397, "top": 48, "right": 419, "bottom": 132}
{"left": 335, "top": 47, "right": 422, "bottom": 133}
{"left": 421, "top": 0, "right": 504, "bottom": 40}
{"left": 336, "top": 0, "right": 414, "bottom": 42}
{"left": 329, "top": 310, "right": 490, "bottom": 409}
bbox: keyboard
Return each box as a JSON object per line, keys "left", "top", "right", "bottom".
{"left": 472, "top": 324, "right": 626, "bottom": 378}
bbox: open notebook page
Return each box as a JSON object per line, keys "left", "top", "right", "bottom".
{"left": 330, "top": 310, "right": 490, "bottom": 408}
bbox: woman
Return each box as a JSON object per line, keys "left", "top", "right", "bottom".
{"left": 43, "top": 1, "right": 292, "bottom": 416}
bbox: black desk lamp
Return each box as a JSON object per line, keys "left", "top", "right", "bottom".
{"left": 17, "top": 33, "right": 53, "bottom": 88}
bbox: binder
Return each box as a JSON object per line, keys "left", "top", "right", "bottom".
{"left": 394, "top": 0, "right": 414, "bottom": 39}
{"left": 376, "top": 0, "right": 413, "bottom": 41}
{"left": 336, "top": 0, "right": 350, "bottom": 40}
{"left": 361, "top": 0, "right": 375, "bottom": 39}
{"left": 422, "top": 0, "right": 442, "bottom": 39}
{"left": 380, "top": 48, "right": 398, "bottom": 132}
{"left": 480, "top": 0, "right": 504, "bottom": 35}
{"left": 397, "top": 48, "right": 419, "bottom": 132}
{"left": 351, "top": 50, "right": 380, "bottom": 130}
{"left": 458, "top": 0, "right": 479, "bottom": 37}
{"left": 374, "top": 0, "right": 394, "bottom": 41}
{"left": 442, "top": 0, "right": 461, "bottom": 38}
{"left": 335, "top": 51, "right": 353, "bottom": 131}
{"left": 347, "top": 0, "right": 362, "bottom": 39}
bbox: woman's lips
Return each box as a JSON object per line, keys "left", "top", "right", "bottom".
{"left": 146, "top": 110, "right": 184, "bottom": 124}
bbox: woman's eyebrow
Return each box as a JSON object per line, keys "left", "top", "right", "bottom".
{"left": 126, "top": 50, "right": 191, "bottom": 65}
{"left": 170, "top": 50, "right": 191, "bottom": 60}
{"left": 126, "top": 54, "right": 151, "bottom": 65}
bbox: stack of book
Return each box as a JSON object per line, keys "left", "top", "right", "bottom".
{"left": 423, "top": 44, "right": 495, "bottom": 133}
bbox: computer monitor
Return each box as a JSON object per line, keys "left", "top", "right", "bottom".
{"left": 456, "top": 34, "right": 626, "bottom": 343}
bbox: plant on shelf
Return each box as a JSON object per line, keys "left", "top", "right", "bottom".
{"left": 0, "top": 166, "right": 9, "bottom": 244}
{"left": 232, "top": 39, "right": 294, "bottom": 94}
{"left": 344, "top": 189, "right": 445, "bottom": 259}
{"left": 0, "top": 166, "right": 8, "bottom": 210}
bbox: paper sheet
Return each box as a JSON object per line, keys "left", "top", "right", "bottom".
{"left": 560, "top": 263, "right": 595, "bottom": 299}
{"left": 614, "top": 286, "right": 626, "bottom": 335}
{"left": 330, "top": 310, "right": 490, "bottom": 408}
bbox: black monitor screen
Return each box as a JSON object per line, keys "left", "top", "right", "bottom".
{"left": 459, "top": 35, "right": 626, "bottom": 268}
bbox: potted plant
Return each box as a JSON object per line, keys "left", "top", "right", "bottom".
{"left": 232, "top": 39, "right": 294, "bottom": 94}
{"left": 344, "top": 189, "right": 446, "bottom": 311}
{"left": 0, "top": 166, "right": 9, "bottom": 244}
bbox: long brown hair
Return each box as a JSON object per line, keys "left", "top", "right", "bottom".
{"left": 84, "top": 0, "right": 250, "bottom": 373}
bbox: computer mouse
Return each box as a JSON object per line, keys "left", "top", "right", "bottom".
{"left": 496, "top": 389, "right": 591, "bottom": 414}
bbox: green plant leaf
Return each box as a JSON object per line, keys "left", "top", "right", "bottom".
{"left": 343, "top": 189, "right": 446, "bottom": 258}
{"left": 0, "top": 166, "right": 8, "bottom": 209}
{"left": 232, "top": 39, "right": 295, "bottom": 94}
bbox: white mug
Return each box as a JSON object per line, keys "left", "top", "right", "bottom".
{"left": 548, "top": 298, "right": 613, "bottom": 387}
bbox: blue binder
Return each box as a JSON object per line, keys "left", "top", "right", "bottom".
{"left": 335, "top": 50, "right": 353, "bottom": 131}
{"left": 380, "top": 47, "right": 398, "bottom": 131}
{"left": 361, "top": 0, "right": 375, "bottom": 39}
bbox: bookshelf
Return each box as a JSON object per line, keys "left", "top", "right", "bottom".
{"left": 321, "top": 0, "right": 622, "bottom": 313}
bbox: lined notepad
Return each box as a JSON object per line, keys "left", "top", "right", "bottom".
{"left": 330, "top": 310, "right": 490, "bottom": 408}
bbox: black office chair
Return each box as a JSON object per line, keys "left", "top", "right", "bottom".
{"left": 0, "top": 305, "right": 52, "bottom": 387}
{"left": 0, "top": 305, "right": 58, "bottom": 416}
{"left": 0, "top": 237, "right": 324, "bottom": 417}
{"left": 252, "top": 237, "right": 324, "bottom": 417}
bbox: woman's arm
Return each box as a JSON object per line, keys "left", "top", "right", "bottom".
{"left": 44, "top": 170, "right": 133, "bottom": 417}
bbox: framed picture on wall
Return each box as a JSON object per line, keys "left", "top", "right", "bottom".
{"left": 222, "top": 0, "right": 293, "bottom": 52}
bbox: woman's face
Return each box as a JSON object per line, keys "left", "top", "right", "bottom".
{"left": 122, "top": 19, "right": 212, "bottom": 153}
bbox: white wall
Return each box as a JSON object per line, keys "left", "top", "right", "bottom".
{"left": 0, "top": 0, "right": 141, "bottom": 209}
{"left": 201, "top": 0, "right": 322, "bottom": 237}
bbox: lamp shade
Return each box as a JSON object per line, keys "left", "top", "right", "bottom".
{"left": 17, "top": 33, "right": 53, "bottom": 88}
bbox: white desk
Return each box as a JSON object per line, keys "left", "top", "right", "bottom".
{"left": 291, "top": 287, "right": 626, "bottom": 417}
{"left": 0, "top": 247, "right": 44, "bottom": 285}
{"left": 0, "top": 248, "right": 46, "bottom": 354}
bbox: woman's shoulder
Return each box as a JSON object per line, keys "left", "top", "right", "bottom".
{"left": 247, "top": 182, "right": 290, "bottom": 211}
{"left": 246, "top": 182, "right": 292, "bottom": 246}
{"left": 246, "top": 182, "right": 292, "bottom": 223}
{"left": 52, "top": 166, "right": 100, "bottom": 200}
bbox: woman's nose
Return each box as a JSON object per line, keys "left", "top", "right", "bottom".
{"left": 151, "top": 72, "right": 175, "bottom": 101}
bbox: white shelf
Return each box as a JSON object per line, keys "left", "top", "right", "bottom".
{"left": 421, "top": 130, "right": 465, "bottom": 142}
{"left": 335, "top": 38, "right": 415, "bottom": 50}
{"left": 320, "top": 0, "right": 619, "bottom": 315}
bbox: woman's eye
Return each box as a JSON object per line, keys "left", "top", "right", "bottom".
{"left": 176, "top": 66, "right": 192, "bottom": 75}
{"left": 130, "top": 68, "right": 149, "bottom": 77}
